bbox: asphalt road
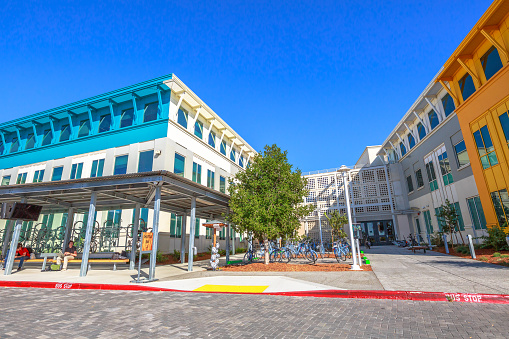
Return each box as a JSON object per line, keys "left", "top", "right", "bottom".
{"left": 0, "top": 288, "right": 507, "bottom": 338}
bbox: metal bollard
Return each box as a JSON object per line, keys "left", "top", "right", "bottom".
{"left": 427, "top": 234, "right": 432, "bottom": 250}
{"left": 443, "top": 234, "right": 449, "bottom": 254}
{"left": 356, "top": 239, "right": 362, "bottom": 267}
{"left": 467, "top": 235, "right": 476, "bottom": 259}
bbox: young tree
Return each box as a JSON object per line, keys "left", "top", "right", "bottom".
{"left": 325, "top": 210, "right": 348, "bottom": 242}
{"left": 435, "top": 199, "right": 465, "bottom": 249}
{"left": 227, "top": 144, "right": 313, "bottom": 264}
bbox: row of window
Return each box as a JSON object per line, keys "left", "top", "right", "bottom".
{"left": 471, "top": 110, "right": 509, "bottom": 172}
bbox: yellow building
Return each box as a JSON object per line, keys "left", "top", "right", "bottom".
{"left": 437, "top": 0, "right": 509, "bottom": 231}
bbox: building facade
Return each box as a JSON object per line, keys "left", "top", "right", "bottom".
{"left": 0, "top": 74, "right": 256, "bottom": 254}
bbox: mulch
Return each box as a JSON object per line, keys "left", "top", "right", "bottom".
{"left": 432, "top": 246, "right": 509, "bottom": 267}
{"left": 220, "top": 262, "right": 372, "bottom": 272}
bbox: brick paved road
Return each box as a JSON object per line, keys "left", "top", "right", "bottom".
{"left": 1, "top": 288, "right": 507, "bottom": 338}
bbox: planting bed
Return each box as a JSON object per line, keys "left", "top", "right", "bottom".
{"left": 220, "top": 262, "right": 372, "bottom": 272}
{"left": 433, "top": 247, "right": 509, "bottom": 267}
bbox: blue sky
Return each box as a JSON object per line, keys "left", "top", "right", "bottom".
{"left": 0, "top": 0, "right": 492, "bottom": 172}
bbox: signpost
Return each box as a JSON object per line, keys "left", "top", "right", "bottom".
{"left": 131, "top": 232, "right": 156, "bottom": 283}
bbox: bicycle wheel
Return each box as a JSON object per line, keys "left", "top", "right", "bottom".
{"left": 333, "top": 248, "right": 341, "bottom": 263}
{"left": 341, "top": 249, "right": 347, "bottom": 261}
{"left": 243, "top": 252, "right": 253, "bottom": 264}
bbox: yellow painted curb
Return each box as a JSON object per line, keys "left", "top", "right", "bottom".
{"left": 193, "top": 284, "right": 269, "bottom": 293}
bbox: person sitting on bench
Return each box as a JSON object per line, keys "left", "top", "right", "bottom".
{"left": 56, "top": 241, "right": 77, "bottom": 271}
{"left": 3, "top": 243, "right": 30, "bottom": 271}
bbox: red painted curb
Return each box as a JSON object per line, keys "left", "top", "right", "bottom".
{"left": 1, "top": 280, "right": 508, "bottom": 304}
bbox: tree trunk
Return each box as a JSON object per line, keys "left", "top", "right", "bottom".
{"left": 264, "top": 238, "right": 270, "bottom": 265}
{"left": 457, "top": 228, "right": 466, "bottom": 245}
{"left": 450, "top": 230, "right": 454, "bottom": 250}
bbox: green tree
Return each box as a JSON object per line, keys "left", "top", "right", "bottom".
{"left": 435, "top": 199, "right": 465, "bottom": 249}
{"left": 325, "top": 210, "right": 348, "bottom": 242}
{"left": 227, "top": 144, "right": 313, "bottom": 264}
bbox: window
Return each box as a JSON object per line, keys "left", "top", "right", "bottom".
{"left": 415, "top": 218, "right": 422, "bottom": 235}
{"left": 1, "top": 176, "right": 10, "bottom": 186}
{"left": 400, "top": 142, "right": 407, "bottom": 157}
{"left": 174, "top": 153, "right": 185, "bottom": 177}
{"left": 452, "top": 202, "right": 465, "bottom": 231}
{"left": 207, "top": 169, "right": 215, "bottom": 189}
{"left": 59, "top": 124, "right": 70, "bottom": 142}
{"left": 467, "top": 196, "right": 487, "bottom": 230}
{"left": 490, "top": 189, "right": 509, "bottom": 227}
{"left": 408, "top": 134, "right": 415, "bottom": 149}
{"left": 480, "top": 46, "right": 503, "bottom": 81}
{"left": 423, "top": 210, "right": 433, "bottom": 234}
{"left": 70, "top": 163, "right": 84, "bottom": 179}
{"left": 406, "top": 175, "right": 414, "bottom": 193}
{"left": 51, "top": 166, "right": 64, "bottom": 181}
{"left": 138, "top": 150, "right": 154, "bottom": 172}
{"left": 42, "top": 129, "right": 52, "bottom": 146}
{"left": 437, "top": 151, "right": 453, "bottom": 186}
{"left": 454, "top": 140, "right": 469, "bottom": 167}
{"left": 415, "top": 169, "right": 424, "bottom": 188}
{"left": 206, "top": 227, "right": 212, "bottom": 239}
{"left": 99, "top": 114, "right": 111, "bottom": 133}
{"left": 10, "top": 137, "right": 19, "bottom": 153}
{"left": 106, "top": 210, "right": 122, "bottom": 227}
{"left": 428, "top": 110, "right": 439, "bottom": 130}
{"left": 177, "top": 108, "right": 188, "bottom": 128}
{"left": 208, "top": 131, "right": 216, "bottom": 148}
{"left": 78, "top": 119, "right": 90, "bottom": 138}
{"left": 220, "top": 141, "right": 227, "bottom": 156}
{"left": 441, "top": 94, "right": 455, "bottom": 117}
{"left": 195, "top": 218, "right": 200, "bottom": 238}
{"left": 230, "top": 148, "right": 236, "bottom": 162}
{"left": 114, "top": 155, "right": 129, "bottom": 175}
{"left": 473, "top": 125, "right": 498, "bottom": 169}
{"left": 425, "top": 161, "right": 438, "bottom": 191}
{"left": 16, "top": 172, "right": 27, "bottom": 184}
{"left": 435, "top": 207, "right": 445, "bottom": 232}
{"left": 25, "top": 133, "right": 35, "bottom": 149}
{"left": 33, "top": 170, "right": 44, "bottom": 183}
{"left": 498, "top": 112, "right": 509, "bottom": 147}
{"left": 170, "top": 214, "right": 182, "bottom": 238}
{"left": 192, "top": 162, "right": 202, "bottom": 184}
{"left": 90, "top": 159, "right": 105, "bottom": 177}
{"left": 0, "top": 141, "right": 3, "bottom": 154}
{"left": 120, "top": 108, "right": 134, "bottom": 128}
{"left": 194, "top": 120, "right": 203, "bottom": 139}
{"left": 220, "top": 176, "right": 226, "bottom": 193}
{"left": 239, "top": 156, "right": 244, "bottom": 168}
{"left": 459, "top": 73, "right": 476, "bottom": 101}
{"left": 143, "top": 102, "right": 158, "bottom": 123}
{"left": 417, "top": 122, "right": 426, "bottom": 140}
{"left": 219, "top": 226, "right": 226, "bottom": 240}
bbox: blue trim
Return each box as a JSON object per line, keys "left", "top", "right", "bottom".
{"left": 0, "top": 119, "right": 169, "bottom": 169}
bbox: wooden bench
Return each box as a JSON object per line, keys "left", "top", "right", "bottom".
{"left": 10, "top": 253, "right": 129, "bottom": 271}
{"left": 408, "top": 246, "right": 428, "bottom": 253}
{"left": 42, "top": 258, "right": 129, "bottom": 271}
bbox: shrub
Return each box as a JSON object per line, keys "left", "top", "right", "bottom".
{"left": 456, "top": 245, "right": 469, "bottom": 254}
{"left": 156, "top": 250, "right": 165, "bottom": 263}
{"left": 493, "top": 252, "right": 501, "bottom": 257}
{"left": 430, "top": 233, "right": 444, "bottom": 247}
{"left": 480, "top": 225, "right": 509, "bottom": 251}
{"left": 235, "top": 247, "right": 247, "bottom": 253}
{"left": 171, "top": 250, "right": 180, "bottom": 261}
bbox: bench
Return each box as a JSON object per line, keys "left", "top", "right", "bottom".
{"left": 9, "top": 252, "right": 129, "bottom": 271}
{"left": 408, "top": 246, "right": 428, "bottom": 253}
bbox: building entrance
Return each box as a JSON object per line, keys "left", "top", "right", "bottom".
{"left": 362, "top": 220, "right": 395, "bottom": 245}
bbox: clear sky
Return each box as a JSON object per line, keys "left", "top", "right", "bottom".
{"left": 0, "top": 0, "right": 493, "bottom": 172}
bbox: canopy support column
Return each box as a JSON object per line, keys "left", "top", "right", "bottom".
{"left": 62, "top": 207, "right": 75, "bottom": 251}
{"left": 4, "top": 198, "right": 26, "bottom": 275}
{"left": 188, "top": 196, "right": 196, "bottom": 272}
{"left": 180, "top": 214, "right": 187, "bottom": 263}
{"left": 226, "top": 224, "right": 230, "bottom": 263}
{"left": 130, "top": 204, "right": 141, "bottom": 270}
{"left": 80, "top": 191, "right": 97, "bottom": 277}
{"left": 149, "top": 185, "right": 161, "bottom": 281}
{"left": 2, "top": 220, "right": 13, "bottom": 263}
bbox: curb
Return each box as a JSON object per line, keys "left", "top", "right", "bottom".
{"left": 1, "top": 280, "right": 508, "bottom": 304}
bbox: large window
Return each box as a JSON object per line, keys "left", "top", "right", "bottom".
{"left": 138, "top": 150, "right": 154, "bottom": 172}
{"left": 51, "top": 166, "right": 64, "bottom": 181}
{"left": 441, "top": 93, "right": 455, "bottom": 117}
{"left": 174, "top": 153, "right": 185, "bottom": 177}
{"left": 170, "top": 214, "right": 182, "bottom": 238}
{"left": 106, "top": 210, "right": 122, "bottom": 227}
{"left": 42, "top": 129, "right": 52, "bottom": 146}
{"left": 16, "top": 172, "right": 27, "bottom": 184}
{"left": 406, "top": 175, "right": 414, "bottom": 193}
{"left": 425, "top": 161, "right": 438, "bottom": 191}
{"left": 194, "top": 120, "right": 203, "bottom": 139}
{"left": 177, "top": 108, "right": 188, "bottom": 128}
{"left": 120, "top": 108, "right": 134, "bottom": 128}
{"left": 59, "top": 124, "right": 70, "bottom": 142}
{"left": 0, "top": 141, "right": 4, "bottom": 154}
{"left": 435, "top": 207, "right": 445, "bottom": 232}
{"left": 114, "top": 155, "right": 129, "bottom": 175}
{"left": 230, "top": 148, "right": 236, "bottom": 162}
{"left": 143, "top": 102, "right": 158, "bottom": 123}
{"left": 78, "top": 119, "right": 90, "bottom": 138}
{"left": 220, "top": 141, "right": 227, "bottom": 156}
{"left": 490, "top": 189, "right": 509, "bottom": 226}
{"left": 1, "top": 176, "right": 10, "bottom": 186}
{"left": 192, "top": 162, "right": 202, "bottom": 184}
{"left": 473, "top": 125, "right": 498, "bottom": 169}
{"left": 208, "top": 131, "right": 216, "bottom": 148}
{"left": 239, "top": 156, "right": 244, "bottom": 168}
{"left": 423, "top": 210, "right": 433, "bottom": 234}
{"left": 408, "top": 134, "right": 415, "bottom": 149}
{"left": 70, "top": 163, "right": 83, "bottom": 179}
{"left": 428, "top": 110, "right": 439, "bottom": 130}
{"left": 195, "top": 218, "right": 200, "bottom": 238}
{"left": 207, "top": 169, "right": 215, "bottom": 189}
{"left": 452, "top": 202, "right": 465, "bottom": 231}
{"left": 10, "top": 137, "right": 19, "bottom": 153}
{"left": 480, "top": 46, "right": 503, "bottom": 81}
{"left": 33, "top": 169, "right": 44, "bottom": 183}
{"left": 498, "top": 111, "right": 509, "bottom": 147}
{"left": 220, "top": 176, "right": 226, "bottom": 193}
{"left": 437, "top": 151, "right": 453, "bottom": 186}
{"left": 417, "top": 122, "right": 426, "bottom": 140}
{"left": 25, "top": 133, "right": 35, "bottom": 149}
{"left": 90, "top": 159, "right": 105, "bottom": 178}
{"left": 459, "top": 73, "right": 476, "bottom": 101}
{"left": 400, "top": 142, "right": 407, "bottom": 157}
{"left": 98, "top": 114, "right": 111, "bottom": 133}
{"left": 467, "top": 196, "right": 487, "bottom": 230}
{"left": 415, "top": 169, "right": 424, "bottom": 189}
{"left": 454, "top": 140, "right": 469, "bottom": 168}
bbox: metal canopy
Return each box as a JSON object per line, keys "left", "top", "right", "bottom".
{"left": 0, "top": 171, "right": 229, "bottom": 220}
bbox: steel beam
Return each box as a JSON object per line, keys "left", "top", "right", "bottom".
{"left": 149, "top": 185, "right": 161, "bottom": 280}
{"left": 188, "top": 196, "right": 196, "bottom": 272}
{"left": 130, "top": 204, "right": 141, "bottom": 270}
{"left": 180, "top": 214, "right": 187, "bottom": 264}
{"left": 62, "top": 207, "right": 75, "bottom": 251}
{"left": 4, "top": 197, "right": 26, "bottom": 275}
{"left": 80, "top": 191, "right": 97, "bottom": 277}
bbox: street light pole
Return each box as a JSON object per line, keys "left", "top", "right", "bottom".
{"left": 338, "top": 165, "right": 361, "bottom": 271}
